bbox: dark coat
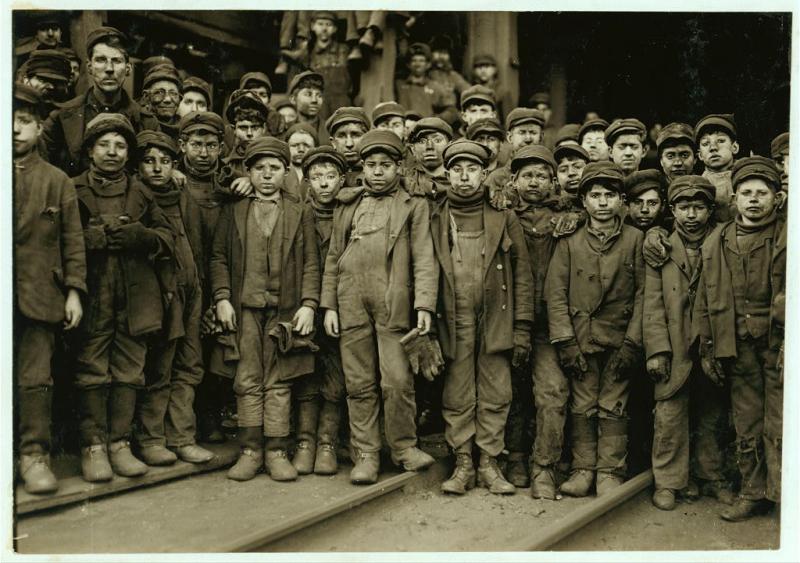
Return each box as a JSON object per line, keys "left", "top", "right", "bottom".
{"left": 431, "top": 200, "right": 534, "bottom": 359}
{"left": 14, "top": 151, "right": 87, "bottom": 323}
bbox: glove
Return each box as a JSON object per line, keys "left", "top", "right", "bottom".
{"left": 556, "top": 339, "right": 589, "bottom": 380}
{"left": 269, "top": 321, "right": 320, "bottom": 354}
{"left": 400, "top": 328, "right": 427, "bottom": 378}
{"left": 553, "top": 212, "right": 583, "bottom": 238}
{"left": 83, "top": 224, "right": 107, "bottom": 250}
{"left": 604, "top": 339, "right": 642, "bottom": 381}
{"left": 200, "top": 306, "right": 222, "bottom": 338}
{"left": 699, "top": 338, "right": 725, "bottom": 387}
{"left": 419, "top": 336, "right": 445, "bottom": 382}
{"left": 106, "top": 221, "right": 158, "bottom": 252}
{"left": 643, "top": 227, "right": 671, "bottom": 269}
{"left": 646, "top": 353, "right": 671, "bottom": 383}
{"left": 512, "top": 329, "right": 532, "bottom": 368}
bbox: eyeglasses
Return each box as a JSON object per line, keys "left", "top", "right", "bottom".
{"left": 149, "top": 89, "right": 181, "bottom": 103}
{"left": 414, "top": 134, "right": 447, "bottom": 147}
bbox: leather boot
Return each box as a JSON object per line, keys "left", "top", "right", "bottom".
{"left": 265, "top": 437, "right": 298, "bottom": 482}
{"left": 392, "top": 446, "right": 435, "bottom": 472}
{"left": 79, "top": 387, "right": 112, "bottom": 482}
{"left": 81, "top": 444, "right": 113, "bottom": 482}
{"left": 721, "top": 497, "right": 774, "bottom": 522}
{"left": 172, "top": 444, "right": 215, "bottom": 463}
{"left": 530, "top": 463, "right": 558, "bottom": 500}
{"left": 477, "top": 452, "right": 516, "bottom": 495}
{"left": 596, "top": 473, "right": 624, "bottom": 495}
{"left": 560, "top": 415, "right": 597, "bottom": 497}
{"left": 293, "top": 398, "right": 320, "bottom": 475}
{"left": 597, "top": 417, "right": 628, "bottom": 495}
{"left": 505, "top": 452, "right": 530, "bottom": 488}
{"left": 108, "top": 385, "right": 148, "bottom": 476}
{"left": 19, "top": 453, "right": 58, "bottom": 494}
{"left": 441, "top": 450, "right": 476, "bottom": 495}
{"left": 652, "top": 488, "right": 676, "bottom": 510}
{"left": 314, "top": 400, "right": 341, "bottom": 475}
{"left": 18, "top": 387, "right": 53, "bottom": 461}
{"left": 350, "top": 451, "right": 380, "bottom": 484}
{"left": 227, "top": 426, "right": 263, "bottom": 481}
{"left": 139, "top": 445, "right": 178, "bottom": 466}
{"left": 108, "top": 439, "right": 149, "bottom": 477}
{"left": 359, "top": 27, "right": 379, "bottom": 49}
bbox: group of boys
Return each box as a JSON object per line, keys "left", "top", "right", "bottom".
{"left": 13, "top": 23, "right": 787, "bottom": 525}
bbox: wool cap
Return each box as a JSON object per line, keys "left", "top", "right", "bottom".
{"left": 225, "top": 89, "right": 269, "bottom": 123}
{"left": 443, "top": 139, "right": 492, "bottom": 168}
{"left": 357, "top": 129, "right": 404, "bottom": 160}
{"left": 472, "top": 54, "right": 497, "bottom": 67}
{"left": 605, "top": 118, "right": 646, "bottom": 146}
{"left": 578, "top": 161, "right": 626, "bottom": 195}
{"left": 272, "top": 96, "right": 295, "bottom": 111}
{"left": 310, "top": 11, "right": 337, "bottom": 22}
{"left": 732, "top": 156, "right": 781, "bottom": 191}
{"left": 404, "top": 109, "right": 423, "bottom": 121}
{"left": 555, "top": 123, "right": 581, "bottom": 147}
{"left": 137, "top": 130, "right": 178, "bottom": 158}
{"left": 86, "top": 26, "right": 128, "bottom": 57}
{"left": 554, "top": 143, "right": 590, "bottom": 164}
{"left": 578, "top": 117, "right": 610, "bottom": 143}
{"left": 511, "top": 145, "right": 557, "bottom": 174}
{"left": 244, "top": 136, "right": 291, "bottom": 168}
{"left": 58, "top": 47, "right": 80, "bottom": 63}
{"left": 695, "top": 113, "right": 737, "bottom": 142}
{"left": 14, "top": 82, "right": 46, "bottom": 117}
{"left": 302, "top": 145, "right": 347, "bottom": 173}
{"left": 325, "top": 106, "right": 370, "bottom": 135}
{"left": 83, "top": 112, "right": 136, "bottom": 150}
{"left": 288, "top": 71, "right": 324, "bottom": 95}
{"left": 506, "top": 107, "right": 545, "bottom": 131}
{"left": 26, "top": 49, "right": 71, "bottom": 82}
{"left": 624, "top": 169, "right": 664, "bottom": 200}
{"left": 461, "top": 84, "right": 496, "bottom": 109}
{"left": 409, "top": 117, "right": 453, "bottom": 142}
{"left": 285, "top": 121, "right": 319, "bottom": 145}
{"left": 657, "top": 122, "right": 695, "bottom": 151}
{"left": 771, "top": 132, "right": 789, "bottom": 159}
{"left": 182, "top": 76, "right": 212, "bottom": 106}
{"left": 240, "top": 71, "right": 272, "bottom": 94}
{"left": 143, "top": 63, "right": 181, "bottom": 90}
{"left": 668, "top": 175, "right": 715, "bottom": 204}
{"left": 466, "top": 117, "right": 504, "bottom": 140}
{"left": 179, "top": 111, "right": 225, "bottom": 137}
{"left": 372, "top": 101, "right": 406, "bottom": 125}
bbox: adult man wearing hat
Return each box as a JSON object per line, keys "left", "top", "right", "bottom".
{"left": 299, "top": 11, "right": 353, "bottom": 118}
{"left": 657, "top": 122, "right": 697, "bottom": 184}
{"left": 177, "top": 76, "right": 212, "bottom": 119}
{"left": 141, "top": 64, "right": 182, "bottom": 139}
{"left": 624, "top": 169, "right": 667, "bottom": 231}
{"left": 23, "top": 49, "right": 71, "bottom": 107}
{"left": 134, "top": 130, "right": 215, "bottom": 467}
{"left": 466, "top": 117, "right": 506, "bottom": 173}
{"left": 239, "top": 71, "right": 287, "bottom": 139}
{"left": 546, "top": 161, "right": 645, "bottom": 498}
{"left": 770, "top": 131, "right": 789, "bottom": 194}
{"left": 326, "top": 106, "right": 371, "bottom": 188}
{"left": 471, "top": 53, "right": 514, "bottom": 122}
{"left": 695, "top": 113, "right": 739, "bottom": 222}
{"left": 692, "top": 156, "right": 786, "bottom": 522}
{"left": 405, "top": 117, "right": 453, "bottom": 204}
{"left": 530, "top": 92, "right": 557, "bottom": 150}
{"left": 644, "top": 175, "right": 734, "bottom": 511}
{"left": 42, "top": 26, "right": 160, "bottom": 177}
{"left": 431, "top": 139, "right": 533, "bottom": 496}
{"left": 13, "top": 83, "right": 86, "bottom": 494}
{"left": 289, "top": 70, "right": 329, "bottom": 145}
{"left": 606, "top": 118, "right": 647, "bottom": 176}
{"left": 321, "top": 129, "right": 438, "bottom": 485}
{"left": 70, "top": 113, "right": 174, "bottom": 484}
{"left": 396, "top": 43, "right": 459, "bottom": 126}
{"left": 285, "top": 121, "right": 319, "bottom": 201}
{"left": 579, "top": 117, "right": 610, "bottom": 163}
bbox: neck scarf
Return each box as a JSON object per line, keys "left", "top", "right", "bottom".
{"left": 735, "top": 208, "right": 778, "bottom": 235}
{"left": 447, "top": 185, "right": 485, "bottom": 208}
{"left": 150, "top": 180, "right": 182, "bottom": 207}
{"left": 675, "top": 221, "right": 711, "bottom": 246}
{"left": 364, "top": 175, "right": 400, "bottom": 197}
{"left": 183, "top": 156, "right": 217, "bottom": 180}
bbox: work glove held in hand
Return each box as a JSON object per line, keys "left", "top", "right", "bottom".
{"left": 699, "top": 338, "right": 726, "bottom": 387}
{"left": 106, "top": 221, "right": 158, "bottom": 252}
{"left": 604, "top": 339, "right": 641, "bottom": 381}
{"left": 556, "top": 339, "right": 589, "bottom": 380}
{"left": 83, "top": 225, "right": 107, "bottom": 250}
{"left": 646, "top": 353, "right": 671, "bottom": 383}
{"left": 643, "top": 226, "right": 671, "bottom": 269}
{"left": 512, "top": 329, "right": 532, "bottom": 368}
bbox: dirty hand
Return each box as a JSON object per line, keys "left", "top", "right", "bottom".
{"left": 324, "top": 309, "right": 340, "bottom": 338}
{"left": 605, "top": 339, "right": 641, "bottom": 381}
{"left": 646, "top": 353, "right": 671, "bottom": 383}
{"left": 512, "top": 330, "right": 531, "bottom": 368}
{"left": 556, "top": 339, "right": 589, "bottom": 380}
{"left": 699, "top": 339, "right": 725, "bottom": 387}
{"left": 292, "top": 306, "right": 315, "bottom": 336}
{"left": 171, "top": 169, "right": 187, "bottom": 188}
{"left": 106, "top": 221, "right": 157, "bottom": 251}
{"left": 200, "top": 306, "right": 219, "bottom": 337}
{"left": 417, "top": 310, "right": 433, "bottom": 335}
{"left": 643, "top": 226, "right": 671, "bottom": 269}
{"left": 83, "top": 224, "right": 107, "bottom": 250}
{"left": 231, "top": 176, "right": 254, "bottom": 197}
{"left": 63, "top": 288, "right": 83, "bottom": 330}
{"left": 215, "top": 299, "right": 237, "bottom": 332}
{"left": 553, "top": 212, "right": 581, "bottom": 238}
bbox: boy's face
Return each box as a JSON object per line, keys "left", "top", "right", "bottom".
{"left": 431, "top": 49, "right": 451, "bottom": 69}
{"left": 610, "top": 134, "right": 645, "bottom": 174}
{"left": 514, "top": 162, "right": 554, "bottom": 204}
{"left": 447, "top": 158, "right": 486, "bottom": 198}
{"left": 412, "top": 131, "right": 449, "bottom": 170}
{"left": 291, "top": 87, "right": 323, "bottom": 118}
{"left": 363, "top": 152, "right": 399, "bottom": 188}
{"left": 26, "top": 74, "right": 59, "bottom": 97}
{"left": 146, "top": 79, "right": 180, "bottom": 120}
{"left": 671, "top": 197, "right": 712, "bottom": 233}
{"left": 582, "top": 184, "right": 623, "bottom": 221}
{"left": 473, "top": 63, "right": 497, "bottom": 83}
{"left": 68, "top": 59, "right": 80, "bottom": 86}
{"left": 311, "top": 18, "right": 336, "bottom": 45}
{"left": 475, "top": 133, "right": 501, "bottom": 160}
{"left": 139, "top": 146, "right": 174, "bottom": 188}
{"left": 89, "top": 131, "right": 129, "bottom": 174}
{"left": 36, "top": 24, "right": 62, "bottom": 47}
{"left": 307, "top": 161, "right": 344, "bottom": 204}
{"left": 461, "top": 103, "right": 496, "bottom": 127}
{"left": 774, "top": 147, "right": 789, "bottom": 192}
{"left": 376, "top": 117, "right": 405, "bottom": 141}
{"left": 248, "top": 155, "right": 286, "bottom": 197}
{"left": 288, "top": 131, "right": 316, "bottom": 166}
{"left": 13, "top": 108, "right": 42, "bottom": 157}
{"left": 698, "top": 131, "right": 738, "bottom": 171}
{"left": 508, "top": 123, "right": 542, "bottom": 151}
{"left": 332, "top": 123, "right": 367, "bottom": 166}
{"left": 246, "top": 84, "right": 270, "bottom": 107}
{"left": 180, "top": 131, "right": 221, "bottom": 172}
{"left": 627, "top": 187, "right": 663, "bottom": 229}
{"left": 556, "top": 155, "right": 587, "bottom": 194}
{"left": 408, "top": 55, "right": 430, "bottom": 77}
{"left": 278, "top": 106, "right": 298, "bottom": 127}
{"left": 177, "top": 90, "right": 208, "bottom": 118}
{"left": 581, "top": 129, "right": 609, "bottom": 161}
{"left": 404, "top": 118, "right": 420, "bottom": 141}
{"left": 234, "top": 119, "right": 265, "bottom": 144}
{"left": 735, "top": 179, "right": 782, "bottom": 222}
{"left": 87, "top": 43, "right": 130, "bottom": 94}
{"left": 660, "top": 143, "right": 695, "bottom": 180}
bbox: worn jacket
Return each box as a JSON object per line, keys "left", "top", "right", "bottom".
{"left": 14, "top": 151, "right": 87, "bottom": 323}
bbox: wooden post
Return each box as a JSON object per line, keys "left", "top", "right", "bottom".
{"left": 465, "top": 12, "right": 519, "bottom": 109}
{"left": 357, "top": 25, "right": 397, "bottom": 110}
{"left": 549, "top": 59, "right": 567, "bottom": 130}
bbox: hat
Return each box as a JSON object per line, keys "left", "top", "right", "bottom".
{"left": 443, "top": 139, "right": 492, "bottom": 169}
{"left": 357, "top": 129, "right": 404, "bottom": 160}
{"left": 182, "top": 76, "right": 212, "bottom": 106}
{"left": 143, "top": 63, "right": 181, "bottom": 90}
{"left": 657, "top": 122, "right": 695, "bottom": 152}
{"left": 137, "top": 130, "right": 178, "bottom": 158}
{"left": 58, "top": 47, "right": 80, "bottom": 62}
{"left": 240, "top": 71, "right": 272, "bottom": 95}
{"left": 372, "top": 101, "right": 406, "bottom": 125}
{"left": 694, "top": 114, "right": 737, "bottom": 142}
{"left": 511, "top": 145, "right": 557, "bottom": 174}
{"left": 732, "top": 156, "right": 781, "bottom": 191}
{"left": 310, "top": 10, "right": 337, "bottom": 22}
{"left": 244, "top": 136, "right": 291, "bottom": 168}
{"left": 14, "top": 82, "right": 46, "bottom": 118}
{"left": 408, "top": 43, "right": 432, "bottom": 60}
{"left": 83, "top": 112, "right": 136, "bottom": 151}
{"left": 179, "top": 111, "right": 225, "bottom": 137}
{"left": 225, "top": 89, "right": 269, "bottom": 123}
{"left": 460, "top": 84, "right": 496, "bottom": 110}
{"left": 325, "top": 106, "right": 370, "bottom": 135}
{"left": 605, "top": 118, "right": 646, "bottom": 146}
{"left": 555, "top": 124, "right": 581, "bottom": 146}
{"left": 408, "top": 117, "right": 453, "bottom": 142}
{"left": 466, "top": 117, "right": 504, "bottom": 140}
{"left": 771, "top": 132, "right": 789, "bottom": 159}
{"left": 578, "top": 161, "right": 625, "bottom": 195}
{"left": 506, "top": 108, "right": 545, "bottom": 131}
{"left": 86, "top": 26, "right": 128, "bottom": 57}
{"left": 272, "top": 96, "right": 295, "bottom": 111}
{"left": 668, "top": 175, "right": 715, "bottom": 204}
{"left": 26, "top": 49, "right": 71, "bottom": 82}
{"left": 529, "top": 92, "right": 550, "bottom": 106}
{"left": 142, "top": 55, "right": 175, "bottom": 76}
{"left": 302, "top": 145, "right": 347, "bottom": 174}
{"left": 578, "top": 117, "right": 610, "bottom": 142}
{"left": 624, "top": 169, "right": 664, "bottom": 200}
{"left": 288, "top": 70, "right": 324, "bottom": 95}
{"left": 472, "top": 54, "right": 497, "bottom": 67}
{"left": 404, "top": 109, "right": 423, "bottom": 121}
{"left": 285, "top": 121, "right": 319, "bottom": 145}
{"left": 32, "top": 11, "right": 64, "bottom": 30}
{"left": 554, "top": 143, "right": 590, "bottom": 164}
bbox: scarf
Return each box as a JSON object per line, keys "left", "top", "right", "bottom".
{"left": 150, "top": 180, "right": 182, "bottom": 208}
{"left": 309, "top": 193, "right": 335, "bottom": 220}
{"left": 735, "top": 208, "right": 778, "bottom": 235}
{"left": 88, "top": 166, "right": 127, "bottom": 197}
{"left": 675, "top": 221, "right": 712, "bottom": 246}
{"left": 364, "top": 175, "right": 400, "bottom": 197}
{"left": 447, "top": 185, "right": 485, "bottom": 208}
{"left": 182, "top": 157, "right": 217, "bottom": 180}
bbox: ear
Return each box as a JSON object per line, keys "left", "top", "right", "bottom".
{"left": 506, "top": 131, "right": 513, "bottom": 144}
{"left": 178, "top": 138, "right": 186, "bottom": 153}
{"left": 336, "top": 175, "right": 346, "bottom": 189}
{"left": 774, "top": 189, "right": 786, "bottom": 208}
{"left": 125, "top": 62, "right": 132, "bottom": 77}
{"left": 480, "top": 169, "right": 488, "bottom": 184}
{"left": 290, "top": 93, "right": 297, "bottom": 105}
{"left": 731, "top": 141, "right": 740, "bottom": 155}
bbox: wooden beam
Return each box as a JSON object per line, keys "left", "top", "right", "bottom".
{"left": 144, "top": 11, "right": 267, "bottom": 52}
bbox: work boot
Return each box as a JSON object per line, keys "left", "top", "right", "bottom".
{"left": 81, "top": 444, "right": 113, "bottom": 482}
{"left": 477, "top": 452, "right": 516, "bottom": 495}
{"left": 108, "top": 385, "right": 138, "bottom": 446}
{"left": 530, "top": 463, "right": 558, "bottom": 500}
{"left": 596, "top": 473, "right": 624, "bottom": 496}
{"left": 293, "top": 398, "right": 320, "bottom": 474}
{"left": 392, "top": 446, "right": 435, "bottom": 472}
{"left": 441, "top": 453, "right": 476, "bottom": 495}
{"left": 681, "top": 479, "right": 701, "bottom": 501}
{"left": 227, "top": 426, "right": 263, "bottom": 481}
{"left": 652, "top": 488, "right": 676, "bottom": 510}
{"left": 292, "top": 441, "right": 316, "bottom": 475}
{"left": 350, "top": 451, "right": 380, "bottom": 484}
{"left": 560, "top": 470, "right": 595, "bottom": 497}
{"left": 720, "top": 498, "right": 774, "bottom": 522}
{"left": 139, "top": 445, "right": 178, "bottom": 466}
{"left": 173, "top": 444, "right": 214, "bottom": 464}
{"left": 19, "top": 453, "right": 58, "bottom": 494}
{"left": 108, "top": 440, "right": 149, "bottom": 477}
{"left": 314, "top": 400, "right": 342, "bottom": 475}
{"left": 78, "top": 387, "right": 109, "bottom": 449}
{"left": 701, "top": 479, "right": 736, "bottom": 505}
{"left": 505, "top": 452, "right": 530, "bottom": 488}
{"left": 560, "top": 414, "right": 598, "bottom": 497}
{"left": 266, "top": 449, "right": 298, "bottom": 481}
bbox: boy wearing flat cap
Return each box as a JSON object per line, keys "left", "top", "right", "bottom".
{"left": 210, "top": 136, "right": 320, "bottom": 482}
{"left": 300, "top": 11, "right": 353, "bottom": 118}
{"left": 13, "top": 84, "right": 86, "bottom": 494}
{"left": 285, "top": 122, "right": 319, "bottom": 201}
{"left": 239, "top": 72, "right": 287, "bottom": 139}
{"left": 470, "top": 53, "right": 513, "bottom": 122}
{"left": 406, "top": 117, "right": 454, "bottom": 205}
{"left": 326, "top": 106, "right": 370, "bottom": 188}
{"left": 545, "top": 161, "right": 645, "bottom": 498}
{"left": 579, "top": 118, "right": 611, "bottom": 163}
{"left": 692, "top": 156, "right": 785, "bottom": 522}
{"left": 372, "top": 102, "right": 414, "bottom": 169}
{"left": 657, "top": 123, "right": 697, "bottom": 184}
{"left": 289, "top": 71, "right": 329, "bottom": 145}
{"left": 321, "top": 130, "right": 438, "bottom": 485}
{"left": 459, "top": 85, "right": 499, "bottom": 133}
{"left": 431, "top": 139, "right": 533, "bottom": 496}
{"left": 177, "top": 77, "right": 211, "bottom": 119}
{"left": 467, "top": 118, "right": 506, "bottom": 174}
{"left": 624, "top": 170, "right": 667, "bottom": 232}
{"left": 71, "top": 113, "right": 175, "bottom": 484}
{"left": 219, "top": 89, "right": 270, "bottom": 186}
{"left": 644, "top": 175, "right": 733, "bottom": 511}
{"left": 695, "top": 113, "right": 739, "bottom": 222}
{"left": 554, "top": 142, "right": 589, "bottom": 206}
{"left": 606, "top": 118, "right": 647, "bottom": 176}
{"left": 23, "top": 49, "right": 71, "bottom": 108}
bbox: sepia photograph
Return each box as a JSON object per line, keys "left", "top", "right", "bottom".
{"left": 4, "top": 4, "right": 796, "bottom": 560}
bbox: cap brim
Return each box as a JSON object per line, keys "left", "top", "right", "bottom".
{"left": 446, "top": 154, "right": 485, "bottom": 168}
{"left": 669, "top": 187, "right": 714, "bottom": 203}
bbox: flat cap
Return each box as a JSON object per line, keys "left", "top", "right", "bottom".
{"left": 605, "top": 118, "right": 646, "bottom": 146}
{"left": 554, "top": 143, "right": 590, "bottom": 164}
{"left": 225, "top": 89, "right": 269, "bottom": 123}
{"left": 302, "top": 145, "right": 347, "bottom": 173}
{"left": 511, "top": 145, "right": 557, "bottom": 174}
{"left": 14, "top": 82, "right": 46, "bottom": 117}
{"left": 310, "top": 10, "right": 337, "bottom": 22}
{"left": 372, "top": 101, "right": 406, "bottom": 125}
{"left": 240, "top": 71, "right": 272, "bottom": 94}
{"left": 325, "top": 106, "right": 370, "bottom": 134}
{"left": 694, "top": 113, "right": 737, "bottom": 141}
{"left": 142, "top": 55, "right": 175, "bottom": 76}
{"left": 668, "top": 174, "right": 715, "bottom": 204}
{"left": 555, "top": 123, "right": 581, "bottom": 147}
{"left": 461, "top": 84, "right": 496, "bottom": 109}
{"left": 285, "top": 121, "right": 319, "bottom": 145}
{"left": 506, "top": 107, "right": 545, "bottom": 131}
{"left": 529, "top": 92, "right": 551, "bottom": 106}
{"left": 732, "top": 155, "right": 781, "bottom": 191}
{"left": 624, "top": 169, "right": 664, "bottom": 200}
{"left": 58, "top": 47, "right": 80, "bottom": 62}
{"left": 578, "top": 161, "right": 625, "bottom": 195}
{"left": 137, "top": 130, "right": 178, "bottom": 157}
{"left": 143, "top": 64, "right": 181, "bottom": 90}
{"left": 656, "top": 122, "right": 695, "bottom": 151}
{"left": 578, "top": 117, "right": 610, "bottom": 142}
{"left": 32, "top": 11, "right": 65, "bottom": 29}
{"left": 179, "top": 111, "right": 225, "bottom": 137}
{"left": 86, "top": 26, "right": 128, "bottom": 56}
{"left": 443, "top": 139, "right": 492, "bottom": 168}
{"left": 83, "top": 112, "right": 136, "bottom": 150}
{"left": 26, "top": 49, "right": 71, "bottom": 82}
{"left": 472, "top": 53, "right": 497, "bottom": 67}
{"left": 408, "top": 42, "right": 432, "bottom": 60}
{"left": 466, "top": 117, "right": 504, "bottom": 140}
{"left": 272, "top": 96, "right": 295, "bottom": 111}
{"left": 288, "top": 71, "right": 324, "bottom": 95}
{"left": 408, "top": 117, "right": 453, "bottom": 142}
{"left": 357, "top": 129, "right": 404, "bottom": 160}
{"left": 244, "top": 136, "right": 291, "bottom": 168}
{"left": 182, "top": 76, "right": 212, "bottom": 105}
{"left": 404, "top": 109, "right": 423, "bottom": 121}
{"left": 771, "top": 132, "right": 789, "bottom": 159}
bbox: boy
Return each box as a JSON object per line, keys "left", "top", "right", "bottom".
{"left": 579, "top": 118, "right": 610, "bottom": 163}
{"left": 289, "top": 71, "right": 329, "bottom": 145}
{"left": 695, "top": 114, "right": 739, "bottom": 222}
{"left": 239, "top": 71, "right": 287, "bottom": 138}
{"left": 395, "top": 43, "right": 459, "bottom": 126}
{"left": 624, "top": 170, "right": 667, "bottom": 231}
{"left": 546, "top": 161, "right": 645, "bottom": 497}
{"left": 606, "top": 118, "right": 647, "bottom": 176}
{"left": 470, "top": 53, "right": 513, "bottom": 122}
{"left": 321, "top": 130, "right": 438, "bottom": 484}
{"left": 177, "top": 76, "right": 211, "bottom": 119}
{"left": 466, "top": 118, "right": 505, "bottom": 174}
{"left": 693, "top": 156, "right": 785, "bottom": 522}
{"left": 211, "top": 137, "right": 320, "bottom": 482}
{"left": 372, "top": 101, "right": 407, "bottom": 141}
{"left": 657, "top": 123, "right": 696, "bottom": 184}
{"left": 14, "top": 84, "right": 86, "bottom": 493}
{"left": 326, "top": 106, "right": 370, "bottom": 188}
{"left": 219, "top": 89, "right": 269, "bottom": 187}
{"left": 554, "top": 141, "right": 589, "bottom": 204}
{"left": 72, "top": 113, "right": 174, "bottom": 482}
{"left": 140, "top": 64, "right": 182, "bottom": 139}
{"left": 770, "top": 131, "right": 789, "bottom": 194}
{"left": 405, "top": 117, "right": 453, "bottom": 204}
{"left": 459, "top": 85, "right": 498, "bottom": 132}
{"left": 300, "top": 11, "right": 353, "bottom": 117}
{"left": 285, "top": 122, "right": 319, "bottom": 201}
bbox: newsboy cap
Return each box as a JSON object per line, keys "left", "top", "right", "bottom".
{"left": 529, "top": 92, "right": 551, "bottom": 106}
{"left": 372, "top": 101, "right": 406, "bottom": 125}
{"left": 302, "top": 145, "right": 347, "bottom": 174}
{"left": 771, "top": 132, "right": 789, "bottom": 159}
{"left": 472, "top": 54, "right": 497, "bottom": 67}
{"left": 694, "top": 113, "right": 737, "bottom": 142}
{"left": 325, "top": 106, "right": 370, "bottom": 135}
{"left": 357, "top": 129, "right": 404, "bottom": 160}
{"left": 310, "top": 11, "right": 337, "bottom": 22}
{"left": 182, "top": 76, "right": 212, "bottom": 106}
{"left": 83, "top": 112, "right": 136, "bottom": 150}
{"left": 240, "top": 71, "right": 272, "bottom": 95}
{"left": 555, "top": 124, "right": 581, "bottom": 147}
{"left": 14, "top": 82, "right": 46, "bottom": 118}
{"left": 732, "top": 156, "right": 781, "bottom": 191}
{"left": 244, "top": 136, "right": 291, "bottom": 168}
{"left": 657, "top": 122, "right": 695, "bottom": 151}
{"left": 506, "top": 108, "right": 545, "bottom": 131}
{"left": 288, "top": 71, "right": 324, "bottom": 95}
{"left": 137, "top": 130, "right": 178, "bottom": 158}
{"left": 408, "top": 43, "right": 432, "bottom": 60}
{"left": 179, "top": 111, "right": 225, "bottom": 137}
{"left": 578, "top": 117, "right": 610, "bottom": 143}
{"left": 668, "top": 175, "right": 715, "bottom": 204}
{"left": 409, "top": 117, "right": 453, "bottom": 142}
{"left": 624, "top": 169, "right": 664, "bottom": 200}
{"left": 605, "top": 118, "right": 646, "bottom": 146}
{"left": 460, "top": 85, "right": 496, "bottom": 109}
{"left": 466, "top": 117, "right": 505, "bottom": 140}
{"left": 142, "top": 55, "right": 175, "bottom": 76}
{"left": 578, "top": 161, "right": 625, "bottom": 195}
{"left": 86, "top": 26, "right": 128, "bottom": 57}
{"left": 143, "top": 64, "right": 181, "bottom": 90}
{"left": 285, "top": 121, "right": 319, "bottom": 145}
{"left": 511, "top": 145, "right": 557, "bottom": 174}
{"left": 26, "top": 49, "right": 71, "bottom": 82}
{"left": 443, "top": 139, "right": 492, "bottom": 169}
{"left": 225, "top": 89, "right": 268, "bottom": 123}
{"left": 554, "top": 143, "right": 590, "bottom": 164}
